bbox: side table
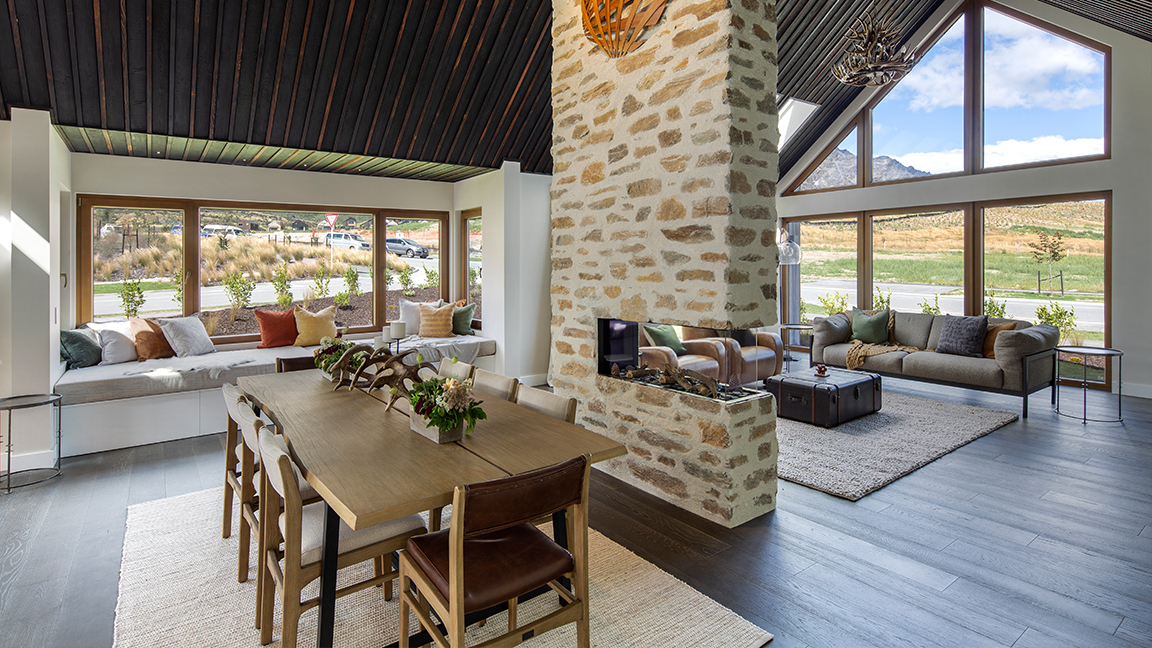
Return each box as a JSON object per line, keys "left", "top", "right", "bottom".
{"left": 1, "top": 394, "right": 63, "bottom": 493}
{"left": 779, "top": 323, "right": 814, "bottom": 373}
{"left": 1054, "top": 346, "right": 1122, "bottom": 424}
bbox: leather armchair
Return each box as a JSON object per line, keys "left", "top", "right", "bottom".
{"left": 681, "top": 328, "right": 783, "bottom": 384}
{"left": 638, "top": 338, "right": 726, "bottom": 380}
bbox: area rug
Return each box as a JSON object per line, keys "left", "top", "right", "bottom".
{"left": 776, "top": 392, "right": 1018, "bottom": 501}
{"left": 114, "top": 487, "right": 772, "bottom": 648}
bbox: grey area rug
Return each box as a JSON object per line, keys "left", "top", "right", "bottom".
{"left": 777, "top": 392, "right": 1018, "bottom": 501}
{"left": 114, "top": 487, "right": 772, "bottom": 648}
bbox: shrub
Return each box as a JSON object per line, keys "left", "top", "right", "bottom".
{"left": 334, "top": 291, "right": 351, "bottom": 308}
{"left": 223, "top": 271, "right": 255, "bottom": 320}
{"left": 1035, "top": 301, "right": 1076, "bottom": 340}
{"left": 468, "top": 266, "right": 482, "bottom": 299}
{"left": 817, "top": 291, "right": 849, "bottom": 316}
{"left": 343, "top": 266, "right": 360, "bottom": 296}
{"left": 272, "top": 264, "right": 293, "bottom": 308}
{"left": 398, "top": 265, "right": 416, "bottom": 297}
{"left": 422, "top": 268, "right": 440, "bottom": 289}
{"left": 919, "top": 294, "right": 941, "bottom": 315}
{"left": 312, "top": 263, "right": 331, "bottom": 298}
{"left": 873, "top": 287, "right": 892, "bottom": 310}
{"left": 173, "top": 271, "right": 185, "bottom": 306}
{"left": 984, "top": 290, "right": 1007, "bottom": 318}
{"left": 302, "top": 287, "right": 316, "bottom": 310}
{"left": 119, "top": 278, "right": 145, "bottom": 318}
{"left": 202, "top": 310, "right": 219, "bottom": 336}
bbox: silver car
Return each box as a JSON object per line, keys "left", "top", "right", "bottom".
{"left": 385, "top": 237, "right": 429, "bottom": 258}
{"left": 324, "top": 232, "right": 371, "bottom": 250}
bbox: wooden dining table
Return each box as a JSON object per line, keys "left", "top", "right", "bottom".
{"left": 237, "top": 369, "right": 625, "bottom": 648}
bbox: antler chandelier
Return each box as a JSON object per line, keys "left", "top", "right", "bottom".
{"left": 582, "top": 0, "right": 669, "bottom": 58}
{"left": 831, "top": 10, "right": 917, "bottom": 87}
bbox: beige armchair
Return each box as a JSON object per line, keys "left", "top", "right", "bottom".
{"left": 682, "top": 327, "right": 784, "bottom": 384}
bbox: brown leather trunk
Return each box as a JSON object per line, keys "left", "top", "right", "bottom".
{"left": 765, "top": 369, "right": 882, "bottom": 428}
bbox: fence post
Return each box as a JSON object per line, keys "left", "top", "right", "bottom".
{"left": 1038, "top": 270, "right": 1041, "bottom": 295}
{"left": 1059, "top": 270, "right": 1064, "bottom": 295}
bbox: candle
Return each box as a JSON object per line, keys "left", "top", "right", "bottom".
{"left": 391, "top": 321, "right": 406, "bottom": 339}
{"left": 381, "top": 324, "right": 393, "bottom": 342}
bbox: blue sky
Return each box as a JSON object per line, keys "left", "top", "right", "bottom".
{"left": 866, "top": 9, "right": 1105, "bottom": 173}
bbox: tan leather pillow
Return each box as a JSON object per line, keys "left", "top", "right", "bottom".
{"left": 294, "top": 306, "right": 337, "bottom": 346}
{"left": 983, "top": 321, "right": 1017, "bottom": 358}
{"left": 130, "top": 318, "right": 176, "bottom": 361}
{"left": 419, "top": 303, "right": 456, "bottom": 338}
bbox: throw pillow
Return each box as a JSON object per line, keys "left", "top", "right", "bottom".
{"left": 158, "top": 316, "right": 217, "bottom": 357}
{"left": 983, "top": 321, "right": 1017, "bottom": 359}
{"left": 452, "top": 303, "right": 476, "bottom": 336}
{"left": 255, "top": 309, "right": 299, "bottom": 348}
{"left": 60, "top": 327, "right": 102, "bottom": 369}
{"left": 935, "top": 315, "right": 989, "bottom": 357}
{"left": 643, "top": 323, "right": 687, "bottom": 356}
{"left": 130, "top": 318, "right": 176, "bottom": 361}
{"left": 850, "top": 308, "right": 889, "bottom": 345}
{"left": 398, "top": 299, "right": 442, "bottom": 337}
{"left": 293, "top": 306, "right": 337, "bottom": 346}
{"left": 419, "top": 303, "right": 456, "bottom": 338}
{"left": 86, "top": 320, "right": 139, "bottom": 364}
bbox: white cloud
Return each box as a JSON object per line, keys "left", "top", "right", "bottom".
{"left": 892, "top": 135, "right": 1104, "bottom": 173}
{"left": 897, "top": 149, "right": 963, "bottom": 175}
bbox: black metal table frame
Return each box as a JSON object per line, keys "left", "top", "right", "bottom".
{"left": 2, "top": 394, "right": 63, "bottom": 494}
{"left": 1054, "top": 346, "right": 1123, "bottom": 424}
{"left": 779, "top": 323, "right": 814, "bottom": 373}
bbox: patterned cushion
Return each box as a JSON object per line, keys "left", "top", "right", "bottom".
{"left": 158, "top": 316, "right": 217, "bottom": 357}
{"left": 130, "top": 318, "right": 176, "bottom": 361}
{"left": 935, "top": 315, "right": 988, "bottom": 358}
{"left": 293, "top": 306, "right": 337, "bottom": 346}
{"left": 419, "top": 303, "right": 456, "bottom": 338}
{"left": 399, "top": 299, "right": 442, "bottom": 337}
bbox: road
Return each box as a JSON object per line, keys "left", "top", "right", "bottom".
{"left": 798, "top": 280, "right": 1104, "bottom": 332}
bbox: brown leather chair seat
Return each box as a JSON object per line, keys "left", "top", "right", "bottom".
{"left": 406, "top": 523, "right": 574, "bottom": 613}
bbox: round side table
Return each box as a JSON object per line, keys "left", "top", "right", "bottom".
{"left": 779, "top": 323, "right": 814, "bottom": 373}
{"left": 1054, "top": 346, "right": 1122, "bottom": 424}
{"left": 1, "top": 394, "right": 63, "bottom": 493}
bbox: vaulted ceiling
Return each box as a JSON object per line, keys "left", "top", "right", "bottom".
{"left": 0, "top": 0, "right": 1147, "bottom": 182}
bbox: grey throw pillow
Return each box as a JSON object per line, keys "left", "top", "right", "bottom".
{"left": 935, "top": 315, "right": 988, "bottom": 357}
{"left": 60, "top": 326, "right": 102, "bottom": 369}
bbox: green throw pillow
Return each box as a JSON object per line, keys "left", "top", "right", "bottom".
{"left": 851, "top": 308, "right": 889, "bottom": 345}
{"left": 452, "top": 303, "right": 476, "bottom": 335}
{"left": 644, "top": 323, "right": 687, "bottom": 356}
{"left": 60, "top": 326, "right": 102, "bottom": 369}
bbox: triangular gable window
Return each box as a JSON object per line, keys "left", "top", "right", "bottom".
{"left": 791, "top": 126, "right": 858, "bottom": 193}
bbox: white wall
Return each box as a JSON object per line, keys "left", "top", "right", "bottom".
{"left": 778, "top": 0, "right": 1152, "bottom": 397}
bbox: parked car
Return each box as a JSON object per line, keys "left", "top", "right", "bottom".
{"left": 324, "top": 231, "right": 371, "bottom": 250}
{"left": 385, "top": 237, "right": 429, "bottom": 258}
{"left": 201, "top": 224, "right": 245, "bottom": 238}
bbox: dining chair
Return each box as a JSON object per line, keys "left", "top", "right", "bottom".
{"left": 276, "top": 356, "right": 316, "bottom": 373}
{"left": 471, "top": 368, "right": 518, "bottom": 401}
{"left": 256, "top": 427, "right": 426, "bottom": 648}
{"left": 514, "top": 385, "right": 578, "bottom": 424}
{"left": 221, "top": 383, "right": 249, "bottom": 539}
{"left": 233, "top": 401, "right": 268, "bottom": 584}
{"left": 398, "top": 455, "right": 592, "bottom": 648}
{"left": 437, "top": 358, "right": 474, "bottom": 381}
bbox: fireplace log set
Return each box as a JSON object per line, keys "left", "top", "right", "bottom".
{"left": 611, "top": 362, "right": 753, "bottom": 401}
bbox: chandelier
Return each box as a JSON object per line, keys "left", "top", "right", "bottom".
{"left": 582, "top": 0, "right": 669, "bottom": 58}
{"left": 831, "top": 11, "right": 917, "bottom": 87}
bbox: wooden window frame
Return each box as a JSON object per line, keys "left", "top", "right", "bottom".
{"left": 783, "top": 117, "right": 863, "bottom": 196}
{"left": 78, "top": 195, "right": 449, "bottom": 344}
{"left": 459, "top": 208, "right": 482, "bottom": 330}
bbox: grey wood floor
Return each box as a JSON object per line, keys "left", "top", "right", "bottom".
{"left": 0, "top": 379, "right": 1148, "bottom": 648}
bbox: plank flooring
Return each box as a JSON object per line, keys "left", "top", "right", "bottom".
{"left": 0, "top": 379, "right": 1148, "bottom": 648}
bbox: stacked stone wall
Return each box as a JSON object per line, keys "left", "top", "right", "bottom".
{"left": 549, "top": 0, "right": 780, "bottom": 527}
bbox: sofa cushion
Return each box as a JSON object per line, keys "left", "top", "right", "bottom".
{"left": 893, "top": 311, "right": 934, "bottom": 350}
{"left": 87, "top": 320, "right": 139, "bottom": 364}
{"left": 822, "top": 344, "right": 909, "bottom": 374}
{"left": 293, "top": 306, "right": 337, "bottom": 346}
{"left": 903, "top": 352, "right": 1004, "bottom": 389}
{"left": 130, "top": 318, "right": 176, "bottom": 361}
{"left": 926, "top": 316, "right": 946, "bottom": 350}
{"left": 936, "top": 315, "right": 988, "bottom": 357}
{"left": 452, "top": 303, "right": 476, "bottom": 336}
{"left": 418, "top": 303, "right": 456, "bottom": 338}
{"left": 983, "top": 322, "right": 1017, "bottom": 359}
{"left": 255, "top": 309, "right": 298, "bottom": 348}
{"left": 850, "top": 308, "right": 889, "bottom": 344}
{"left": 60, "top": 327, "right": 102, "bottom": 370}
{"left": 995, "top": 324, "right": 1059, "bottom": 391}
{"left": 811, "top": 313, "right": 852, "bottom": 364}
{"left": 643, "top": 324, "right": 686, "bottom": 356}
{"left": 677, "top": 354, "right": 720, "bottom": 379}
{"left": 159, "top": 316, "right": 216, "bottom": 357}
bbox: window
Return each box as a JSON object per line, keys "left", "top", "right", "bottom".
{"left": 90, "top": 206, "right": 184, "bottom": 321}
{"left": 778, "top": 97, "right": 820, "bottom": 148}
{"left": 461, "top": 209, "right": 483, "bottom": 323}
{"left": 786, "top": 216, "right": 859, "bottom": 322}
{"left": 872, "top": 208, "right": 967, "bottom": 316}
{"left": 792, "top": 126, "right": 859, "bottom": 193}
{"left": 383, "top": 216, "right": 443, "bottom": 324}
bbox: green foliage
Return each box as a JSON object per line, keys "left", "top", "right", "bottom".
{"left": 422, "top": 268, "right": 440, "bottom": 289}
{"left": 312, "top": 263, "right": 331, "bottom": 298}
{"left": 1035, "top": 301, "right": 1076, "bottom": 339}
{"left": 817, "top": 291, "right": 849, "bottom": 316}
{"left": 223, "top": 271, "right": 255, "bottom": 312}
{"left": 409, "top": 377, "right": 488, "bottom": 435}
{"left": 984, "top": 290, "right": 1008, "bottom": 318}
{"left": 343, "top": 266, "right": 360, "bottom": 296}
{"left": 919, "top": 294, "right": 942, "bottom": 315}
{"left": 873, "top": 287, "right": 892, "bottom": 310}
{"left": 173, "top": 272, "right": 184, "bottom": 306}
{"left": 272, "top": 264, "right": 293, "bottom": 308}
{"left": 468, "top": 266, "right": 482, "bottom": 299}
{"left": 1029, "top": 230, "right": 1067, "bottom": 267}
{"left": 119, "top": 278, "right": 145, "bottom": 318}
{"left": 397, "top": 265, "right": 416, "bottom": 297}
{"left": 334, "top": 291, "right": 351, "bottom": 308}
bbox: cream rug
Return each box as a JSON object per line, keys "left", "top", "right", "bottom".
{"left": 777, "top": 392, "right": 1018, "bottom": 501}
{"left": 114, "top": 488, "right": 772, "bottom": 648}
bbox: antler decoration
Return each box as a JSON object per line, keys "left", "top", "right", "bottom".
{"left": 831, "top": 12, "right": 917, "bottom": 87}
{"left": 325, "top": 344, "right": 376, "bottom": 391}
{"left": 582, "top": 0, "right": 669, "bottom": 58}
{"left": 353, "top": 348, "right": 436, "bottom": 412}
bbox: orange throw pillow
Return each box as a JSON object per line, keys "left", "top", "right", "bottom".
{"left": 256, "top": 309, "right": 299, "bottom": 348}
{"left": 130, "top": 318, "right": 176, "bottom": 361}
{"left": 983, "top": 322, "right": 1017, "bottom": 358}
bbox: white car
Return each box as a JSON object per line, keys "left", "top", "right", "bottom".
{"left": 324, "top": 232, "right": 371, "bottom": 250}
{"left": 202, "top": 224, "right": 245, "bottom": 238}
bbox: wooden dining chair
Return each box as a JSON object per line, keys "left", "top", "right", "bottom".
{"left": 437, "top": 358, "right": 474, "bottom": 381}
{"left": 514, "top": 385, "right": 578, "bottom": 424}
{"left": 276, "top": 356, "right": 316, "bottom": 373}
{"left": 471, "top": 368, "right": 518, "bottom": 401}
{"left": 256, "top": 427, "right": 427, "bottom": 648}
{"left": 233, "top": 401, "right": 268, "bottom": 584}
{"left": 398, "top": 455, "right": 592, "bottom": 648}
{"left": 222, "top": 383, "right": 250, "bottom": 539}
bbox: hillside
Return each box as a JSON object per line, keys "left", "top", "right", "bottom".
{"left": 795, "top": 148, "right": 929, "bottom": 191}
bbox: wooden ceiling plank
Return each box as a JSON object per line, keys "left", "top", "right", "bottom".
{"left": 207, "top": 0, "right": 227, "bottom": 139}
{"left": 188, "top": 0, "right": 201, "bottom": 138}
{"left": 364, "top": 0, "right": 426, "bottom": 155}
{"left": 263, "top": 0, "right": 295, "bottom": 143}
{"left": 166, "top": 0, "right": 175, "bottom": 134}
{"left": 119, "top": 0, "right": 129, "bottom": 130}
{"left": 387, "top": 2, "right": 460, "bottom": 159}
{"left": 281, "top": 0, "right": 318, "bottom": 148}
{"left": 344, "top": 0, "right": 406, "bottom": 154}
{"left": 242, "top": 0, "right": 271, "bottom": 142}
{"left": 309, "top": 0, "right": 359, "bottom": 151}
{"left": 34, "top": 0, "right": 57, "bottom": 121}
{"left": 6, "top": 0, "right": 30, "bottom": 105}
{"left": 225, "top": 0, "right": 249, "bottom": 141}
{"left": 297, "top": 0, "right": 338, "bottom": 149}
{"left": 327, "top": 0, "right": 384, "bottom": 151}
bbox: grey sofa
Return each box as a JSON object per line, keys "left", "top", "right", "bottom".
{"left": 811, "top": 311, "right": 1060, "bottom": 417}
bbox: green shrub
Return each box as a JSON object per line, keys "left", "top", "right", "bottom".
{"left": 223, "top": 271, "right": 255, "bottom": 316}
{"left": 334, "top": 291, "right": 351, "bottom": 308}
{"left": 343, "top": 266, "right": 360, "bottom": 296}
{"left": 312, "top": 263, "right": 331, "bottom": 298}
{"left": 873, "top": 287, "right": 892, "bottom": 310}
{"left": 119, "top": 278, "right": 145, "bottom": 318}
{"left": 173, "top": 271, "right": 184, "bottom": 306}
{"left": 984, "top": 289, "right": 1008, "bottom": 318}
{"left": 422, "top": 268, "right": 440, "bottom": 289}
{"left": 398, "top": 265, "right": 415, "bottom": 297}
{"left": 919, "top": 294, "right": 941, "bottom": 315}
{"left": 272, "top": 264, "right": 293, "bottom": 308}
{"left": 817, "top": 291, "right": 849, "bottom": 316}
{"left": 1035, "top": 301, "right": 1076, "bottom": 340}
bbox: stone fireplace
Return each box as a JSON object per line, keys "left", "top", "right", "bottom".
{"left": 548, "top": 0, "right": 780, "bottom": 527}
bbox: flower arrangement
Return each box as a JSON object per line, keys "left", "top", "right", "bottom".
{"left": 409, "top": 377, "right": 487, "bottom": 434}
{"left": 313, "top": 328, "right": 367, "bottom": 373}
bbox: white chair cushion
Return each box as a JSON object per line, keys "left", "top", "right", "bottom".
{"left": 284, "top": 505, "right": 424, "bottom": 566}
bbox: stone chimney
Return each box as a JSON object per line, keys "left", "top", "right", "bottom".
{"left": 549, "top": 0, "right": 780, "bottom": 527}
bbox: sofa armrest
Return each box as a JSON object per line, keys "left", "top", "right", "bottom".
{"left": 811, "top": 314, "right": 851, "bottom": 365}
{"left": 682, "top": 339, "right": 727, "bottom": 368}
{"left": 755, "top": 331, "right": 784, "bottom": 376}
{"left": 639, "top": 346, "right": 677, "bottom": 370}
{"left": 995, "top": 323, "right": 1059, "bottom": 391}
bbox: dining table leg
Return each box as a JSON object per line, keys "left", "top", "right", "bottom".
{"left": 317, "top": 503, "right": 341, "bottom": 648}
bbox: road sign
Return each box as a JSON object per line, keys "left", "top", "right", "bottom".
{"left": 325, "top": 213, "right": 338, "bottom": 228}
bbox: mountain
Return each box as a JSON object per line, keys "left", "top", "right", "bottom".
{"left": 795, "top": 148, "right": 929, "bottom": 191}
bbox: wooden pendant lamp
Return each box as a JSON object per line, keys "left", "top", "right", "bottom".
{"left": 581, "top": 0, "right": 669, "bottom": 58}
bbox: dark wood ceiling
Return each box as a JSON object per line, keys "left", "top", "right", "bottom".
{"left": 0, "top": 0, "right": 1146, "bottom": 182}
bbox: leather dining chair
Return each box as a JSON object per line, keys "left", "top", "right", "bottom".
{"left": 471, "top": 368, "right": 518, "bottom": 401}
{"left": 256, "top": 427, "right": 426, "bottom": 648}
{"left": 276, "top": 356, "right": 316, "bottom": 373}
{"left": 513, "top": 385, "right": 578, "bottom": 424}
{"left": 398, "top": 455, "right": 592, "bottom": 648}
{"left": 437, "top": 357, "right": 475, "bottom": 381}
